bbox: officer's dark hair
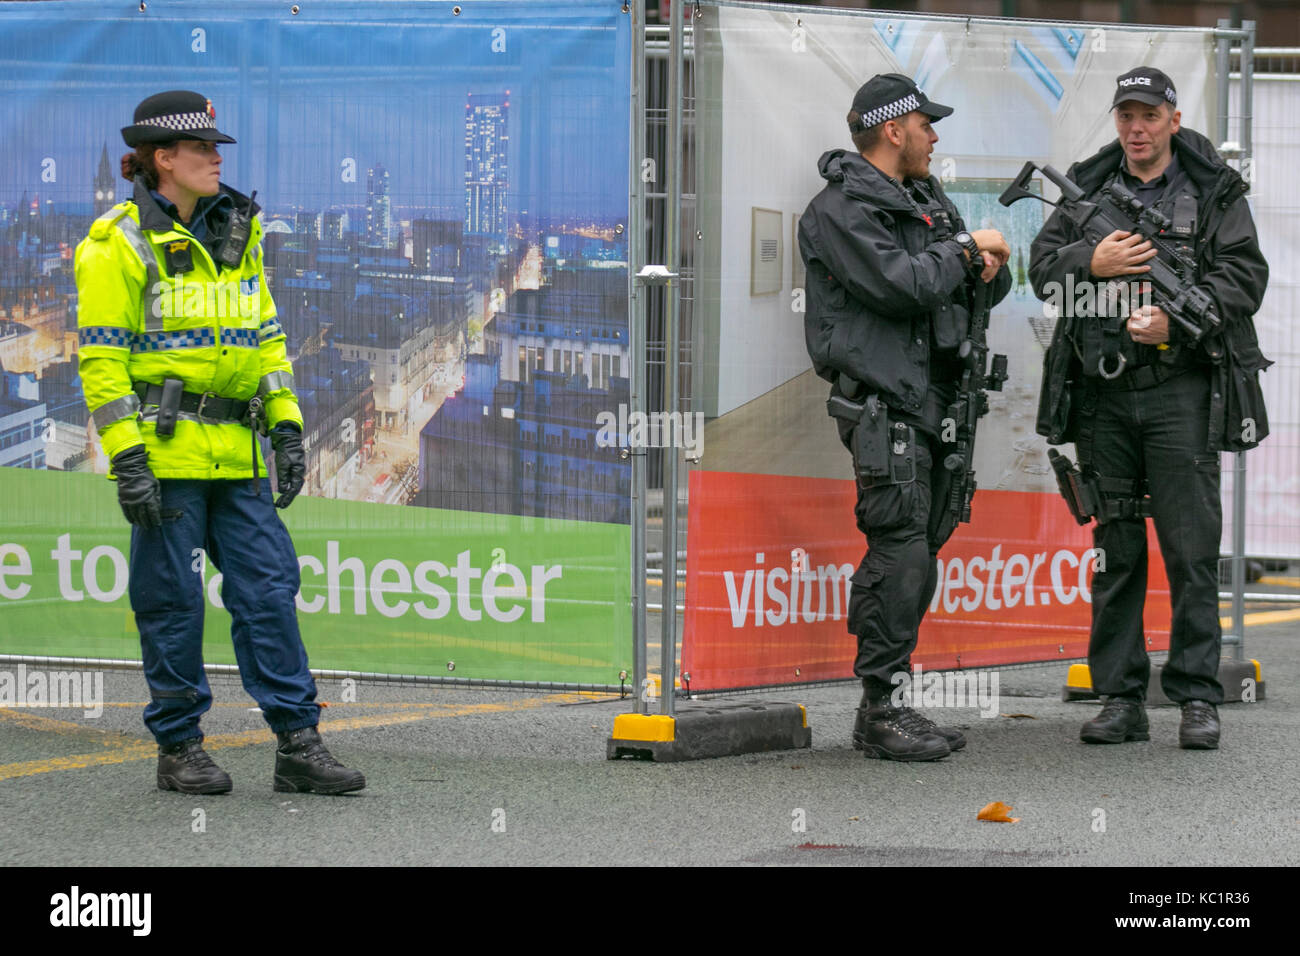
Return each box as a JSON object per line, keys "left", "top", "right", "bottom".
{"left": 848, "top": 110, "right": 887, "bottom": 154}
{"left": 120, "top": 142, "right": 178, "bottom": 190}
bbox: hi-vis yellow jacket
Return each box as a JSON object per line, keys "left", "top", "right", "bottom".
{"left": 75, "top": 181, "right": 302, "bottom": 480}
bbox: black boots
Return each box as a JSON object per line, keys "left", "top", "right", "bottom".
{"left": 157, "top": 728, "right": 365, "bottom": 795}
{"left": 854, "top": 679, "right": 962, "bottom": 761}
{"left": 854, "top": 696, "right": 952, "bottom": 762}
{"left": 853, "top": 703, "right": 966, "bottom": 756}
{"left": 157, "top": 738, "right": 233, "bottom": 794}
{"left": 1080, "top": 696, "right": 1149, "bottom": 744}
{"left": 1178, "top": 700, "right": 1220, "bottom": 750}
{"left": 274, "top": 726, "right": 367, "bottom": 794}
{"left": 1081, "top": 696, "right": 1220, "bottom": 748}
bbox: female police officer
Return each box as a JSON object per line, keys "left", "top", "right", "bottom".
{"left": 76, "top": 90, "right": 365, "bottom": 794}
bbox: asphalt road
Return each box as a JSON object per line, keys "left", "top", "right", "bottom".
{"left": 1, "top": 609, "right": 1295, "bottom": 868}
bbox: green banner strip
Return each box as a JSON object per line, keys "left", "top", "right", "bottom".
{"left": 0, "top": 470, "right": 631, "bottom": 684}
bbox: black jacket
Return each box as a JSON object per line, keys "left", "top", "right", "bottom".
{"left": 1029, "top": 127, "right": 1270, "bottom": 449}
{"left": 799, "top": 149, "right": 1011, "bottom": 416}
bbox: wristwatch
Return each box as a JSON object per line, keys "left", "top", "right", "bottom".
{"left": 953, "top": 231, "right": 980, "bottom": 264}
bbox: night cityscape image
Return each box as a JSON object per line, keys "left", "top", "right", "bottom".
{"left": 1, "top": 52, "right": 630, "bottom": 525}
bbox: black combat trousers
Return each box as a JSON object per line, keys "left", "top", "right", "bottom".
{"left": 847, "top": 428, "right": 958, "bottom": 693}
{"left": 1077, "top": 365, "right": 1224, "bottom": 704}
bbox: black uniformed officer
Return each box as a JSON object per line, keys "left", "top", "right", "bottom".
{"left": 799, "top": 74, "right": 1012, "bottom": 761}
{"left": 1030, "top": 68, "right": 1269, "bottom": 750}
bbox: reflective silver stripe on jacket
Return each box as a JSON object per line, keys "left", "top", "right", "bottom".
{"left": 258, "top": 371, "right": 295, "bottom": 396}
{"left": 91, "top": 394, "right": 141, "bottom": 431}
{"left": 116, "top": 216, "right": 163, "bottom": 333}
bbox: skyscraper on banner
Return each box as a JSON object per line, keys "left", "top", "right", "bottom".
{"left": 464, "top": 92, "right": 509, "bottom": 252}
{"left": 365, "top": 163, "right": 392, "bottom": 248}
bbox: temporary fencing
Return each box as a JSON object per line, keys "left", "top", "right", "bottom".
{"left": 0, "top": 0, "right": 634, "bottom": 688}
{"left": 0, "top": 1, "right": 1287, "bottom": 702}
{"left": 677, "top": 2, "right": 1271, "bottom": 692}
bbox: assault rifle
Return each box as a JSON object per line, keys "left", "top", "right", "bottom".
{"left": 940, "top": 262, "right": 1008, "bottom": 536}
{"left": 998, "top": 161, "right": 1220, "bottom": 376}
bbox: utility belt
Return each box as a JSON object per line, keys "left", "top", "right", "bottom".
{"left": 133, "top": 379, "right": 261, "bottom": 439}
{"left": 134, "top": 377, "right": 270, "bottom": 496}
{"left": 1071, "top": 311, "right": 1201, "bottom": 386}
{"left": 826, "top": 386, "right": 917, "bottom": 487}
{"left": 1092, "top": 361, "right": 1193, "bottom": 392}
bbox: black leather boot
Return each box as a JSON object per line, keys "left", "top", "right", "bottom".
{"left": 852, "top": 681, "right": 966, "bottom": 753}
{"left": 856, "top": 697, "right": 951, "bottom": 762}
{"left": 274, "top": 727, "right": 366, "bottom": 795}
{"left": 855, "top": 706, "right": 968, "bottom": 752}
{"left": 1079, "top": 696, "right": 1149, "bottom": 744}
{"left": 1178, "top": 700, "right": 1220, "bottom": 750}
{"left": 157, "top": 737, "right": 232, "bottom": 794}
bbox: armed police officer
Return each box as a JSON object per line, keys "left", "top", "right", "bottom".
{"left": 76, "top": 91, "right": 366, "bottom": 794}
{"left": 1029, "top": 68, "right": 1270, "bottom": 750}
{"left": 799, "top": 74, "right": 1012, "bottom": 762}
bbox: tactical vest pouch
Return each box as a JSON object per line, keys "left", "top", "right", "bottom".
{"left": 1037, "top": 313, "right": 1085, "bottom": 444}
{"left": 887, "top": 422, "right": 916, "bottom": 484}
{"left": 933, "top": 301, "right": 969, "bottom": 352}
{"left": 851, "top": 395, "right": 891, "bottom": 481}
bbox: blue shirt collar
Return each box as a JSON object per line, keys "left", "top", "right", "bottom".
{"left": 148, "top": 188, "right": 233, "bottom": 240}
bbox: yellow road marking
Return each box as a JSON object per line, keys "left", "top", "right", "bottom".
{"left": 1257, "top": 575, "right": 1300, "bottom": 588}
{"left": 1221, "top": 607, "right": 1300, "bottom": 628}
{"left": 0, "top": 706, "right": 135, "bottom": 743}
{"left": 0, "top": 693, "right": 590, "bottom": 782}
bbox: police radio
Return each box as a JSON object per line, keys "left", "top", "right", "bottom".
{"left": 216, "top": 190, "right": 256, "bottom": 269}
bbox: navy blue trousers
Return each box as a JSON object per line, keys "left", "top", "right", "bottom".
{"left": 129, "top": 478, "right": 319, "bottom": 745}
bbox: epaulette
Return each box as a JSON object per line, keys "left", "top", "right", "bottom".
{"left": 88, "top": 206, "right": 130, "bottom": 241}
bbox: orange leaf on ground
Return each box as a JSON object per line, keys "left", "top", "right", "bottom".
{"left": 977, "top": 801, "right": 1020, "bottom": 823}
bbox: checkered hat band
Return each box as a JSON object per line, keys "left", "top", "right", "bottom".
{"left": 1165, "top": 87, "right": 1177, "bottom": 104}
{"left": 862, "top": 93, "right": 921, "bottom": 128}
{"left": 140, "top": 111, "right": 217, "bottom": 133}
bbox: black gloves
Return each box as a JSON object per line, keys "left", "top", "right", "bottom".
{"left": 270, "top": 421, "right": 305, "bottom": 509}
{"left": 111, "top": 445, "right": 162, "bottom": 528}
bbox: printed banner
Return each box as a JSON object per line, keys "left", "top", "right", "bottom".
{"left": 2, "top": 469, "right": 630, "bottom": 682}
{"left": 684, "top": 5, "right": 1230, "bottom": 687}
{"left": 0, "top": 1, "right": 633, "bottom": 682}
{"left": 682, "top": 470, "right": 1171, "bottom": 690}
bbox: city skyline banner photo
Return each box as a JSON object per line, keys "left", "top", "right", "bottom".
{"left": 0, "top": 1, "right": 634, "bottom": 685}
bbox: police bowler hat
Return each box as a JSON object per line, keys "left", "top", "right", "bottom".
{"left": 121, "top": 90, "right": 237, "bottom": 147}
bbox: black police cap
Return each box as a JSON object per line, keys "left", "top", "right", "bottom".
{"left": 1111, "top": 67, "right": 1177, "bottom": 109}
{"left": 121, "top": 90, "right": 237, "bottom": 148}
{"left": 849, "top": 73, "right": 952, "bottom": 133}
